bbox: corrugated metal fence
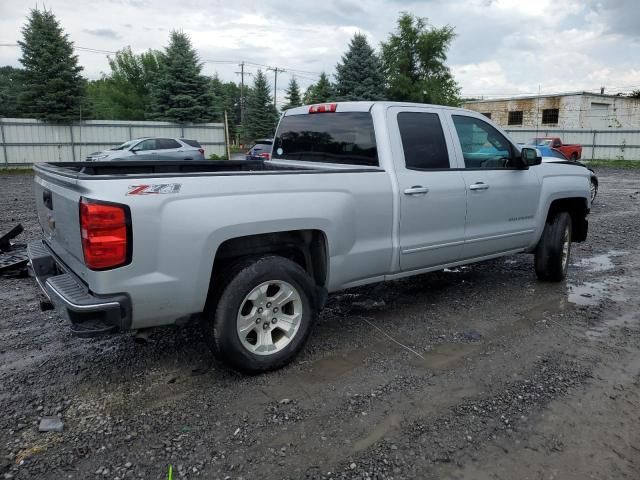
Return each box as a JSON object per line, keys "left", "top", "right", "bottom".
{"left": 0, "top": 118, "right": 226, "bottom": 166}
{"left": 505, "top": 128, "right": 640, "bottom": 161}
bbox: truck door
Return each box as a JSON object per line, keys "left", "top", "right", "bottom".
{"left": 388, "top": 107, "right": 467, "bottom": 271}
{"left": 447, "top": 113, "right": 541, "bottom": 258}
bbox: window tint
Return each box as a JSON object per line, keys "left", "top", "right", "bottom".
{"left": 273, "top": 112, "right": 378, "bottom": 166}
{"left": 452, "top": 115, "right": 514, "bottom": 169}
{"left": 397, "top": 112, "right": 449, "bottom": 170}
{"left": 508, "top": 111, "right": 523, "bottom": 125}
{"left": 157, "top": 138, "right": 181, "bottom": 149}
{"left": 135, "top": 139, "right": 157, "bottom": 151}
{"left": 181, "top": 139, "right": 201, "bottom": 148}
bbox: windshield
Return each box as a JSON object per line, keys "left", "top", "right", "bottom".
{"left": 527, "top": 138, "right": 553, "bottom": 146}
{"left": 111, "top": 140, "right": 138, "bottom": 151}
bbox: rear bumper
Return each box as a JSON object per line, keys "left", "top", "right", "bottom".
{"left": 27, "top": 240, "right": 132, "bottom": 337}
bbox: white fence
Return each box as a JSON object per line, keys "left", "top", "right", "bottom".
{"left": 0, "top": 118, "right": 226, "bottom": 166}
{"left": 505, "top": 128, "right": 640, "bottom": 161}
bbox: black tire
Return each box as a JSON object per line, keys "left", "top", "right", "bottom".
{"left": 535, "top": 211, "right": 572, "bottom": 282}
{"left": 571, "top": 153, "right": 578, "bottom": 161}
{"left": 203, "top": 256, "right": 317, "bottom": 373}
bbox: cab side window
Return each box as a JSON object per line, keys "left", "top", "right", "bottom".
{"left": 398, "top": 112, "right": 450, "bottom": 170}
{"left": 452, "top": 115, "right": 515, "bottom": 169}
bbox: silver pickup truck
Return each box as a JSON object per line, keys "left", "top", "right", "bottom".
{"left": 28, "top": 101, "right": 591, "bottom": 372}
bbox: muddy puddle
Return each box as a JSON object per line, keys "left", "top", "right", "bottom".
{"left": 586, "top": 311, "right": 639, "bottom": 339}
{"left": 572, "top": 250, "right": 627, "bottom": 272}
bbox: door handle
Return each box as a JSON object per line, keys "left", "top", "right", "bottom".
{"left": 404, "top": 186, "right": 429, "bottom": 195}
{"left": 469, "top": 182, "right": 489, "bottom": 191}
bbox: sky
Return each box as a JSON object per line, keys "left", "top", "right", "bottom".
{"left": 1, "top": 0, "right": 640, "bottom": 107}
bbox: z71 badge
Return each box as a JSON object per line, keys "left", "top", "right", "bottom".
{"left": 127, "top": 184, "right": 181, "bottom": 195}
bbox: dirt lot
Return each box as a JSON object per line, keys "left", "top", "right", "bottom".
{"left": 1, "top": 168, "right": 640, "bottom": 480}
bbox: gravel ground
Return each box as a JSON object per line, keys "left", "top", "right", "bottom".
{"left": 1, "top": 168, "right": 640, "bottom": 480}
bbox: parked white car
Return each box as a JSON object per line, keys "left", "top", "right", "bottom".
{"left": 86, "top": 137, "right": 205, "bottom": 161}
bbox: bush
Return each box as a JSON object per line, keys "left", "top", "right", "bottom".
{"left": 209, "top": 153, "right": 228, "bottom": 161}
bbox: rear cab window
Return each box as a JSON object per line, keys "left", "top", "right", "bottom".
{"left": 273, "top": 112, "right": 378, "bottom": 166}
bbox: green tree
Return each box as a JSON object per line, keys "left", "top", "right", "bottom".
{"left": 630, "top": 90, "right": 640, "bottom": 99}
{"left": 210, "top": 74, "right": 241, "bottom": 139}
{"left": 0, "top": 66, "right": 26, "bottom": 118}
{"left": 85, "top": 48, "right": 161, "bottom": 120}
{"left": 381, "top": 12, "right": 460, "bottom": 106}
{"left": 18, "top": 8, "right": 85, "bottom": 122}
{"left": 245, "top": 70, "right": 277, "bottom": 140}
{"left": 282, "top": 77, "right": 302, "bottom": 109}
{"left": 149, "top": 31, "right": 214, "bottom": 123}
{"left": 335, "top": 33, "right": 385, "bottom": 101}
{"left": 303, "top": 72, "right": 334, "bottom": 104}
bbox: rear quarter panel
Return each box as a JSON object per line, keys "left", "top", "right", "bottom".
{"left": 62, "top": 170, "right": 394, "bottom": 329}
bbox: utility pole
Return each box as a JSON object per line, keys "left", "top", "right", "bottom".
{"left": 268, "top": 67, "right": 285, "bottom": 107}
{"left": 235, "top": 61, "right": 246, "bottom": 126}
{"left": 224, "top": 110, "right": 231, "bottom": 160}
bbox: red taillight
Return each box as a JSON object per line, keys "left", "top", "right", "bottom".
{"left": 258, "top": 152, "right": 270, "bottom": 160}
{"left": 309, "top": 103, "right": 337, "bottom": 113}
{"left": 80, "top": 199, "right": 130, "bottom": 270}
{"left": 198, "top": 148, "right": 204, "bottom": 156}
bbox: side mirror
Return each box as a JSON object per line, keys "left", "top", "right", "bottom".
{"left": 521, "top": 147, "right": 542, "bottom": 166}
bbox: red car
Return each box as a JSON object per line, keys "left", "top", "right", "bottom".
{"left": 528, "top": 137, "right": 582, "bottom": 160}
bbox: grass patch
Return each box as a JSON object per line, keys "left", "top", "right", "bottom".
{"left": 1, "top": 167, "right": 33, "bottom": 175}
{"left": 582, "top": 159, "right": 640, "bottom": 169}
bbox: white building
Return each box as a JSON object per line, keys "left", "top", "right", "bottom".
{"left": 463, "top": 92, "right": 640, "bottom": 130}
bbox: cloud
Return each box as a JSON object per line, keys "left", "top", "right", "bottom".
{"left": 83, "top": 28, "right": 122, "bottom": 39}
{"left": 585, "top": 0, "right": 640, "bottom": 37}
{"left": 0, "top": 0, "right": 638, "bottom": 99}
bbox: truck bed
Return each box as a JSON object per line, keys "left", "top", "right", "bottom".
{"left": 34, "top": 160, "right": 320, "bottom": 178}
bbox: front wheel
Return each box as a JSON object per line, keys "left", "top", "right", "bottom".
{"left": 203, "top": 256, "right": 317, "bottom": 373}
{"left": 535, "top": 211, "right": 572, "bottom": 282}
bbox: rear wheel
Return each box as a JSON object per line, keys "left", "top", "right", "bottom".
{"left": 535, "top": 211, "right": 572, "bottom": 282}
{"left": 203, "top": 256, "right": 317, "bottom": 373}
{"left": 570, "top": 153, "right": 578, "bottom": 161}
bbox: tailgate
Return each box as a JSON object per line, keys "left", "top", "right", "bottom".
{"left": 34, "top": 168, "right": 89, "bottom": 278}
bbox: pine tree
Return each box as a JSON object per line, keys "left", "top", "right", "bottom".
{"left": 17, "top": 8, "right": 85, "bottom": 122}
{"left": 246, "top": 70, "right": 278, "bottom": 140}
{"left": 149, "top": 31, "right": 214, "bottom": 123}
{"left": 381, "top": 12, "right": 460, "bottom": 106}
{"left": 335, "top": 33, "right": 385, "bottom": 101}
{"left": 304, "top": 73, "right": 334, "bottom": 104}
{"left": 283, "top": 77, "right": 302, "bottom": 109}
{"left": 0, "top": 66, "right": 26, "bottom": 118}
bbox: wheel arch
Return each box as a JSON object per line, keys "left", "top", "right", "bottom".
{"left": 204, "top": 229, "right": 329, "bottom": 313}
{"left": 545, "top": 197, "right": 589, "bottom": 243}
